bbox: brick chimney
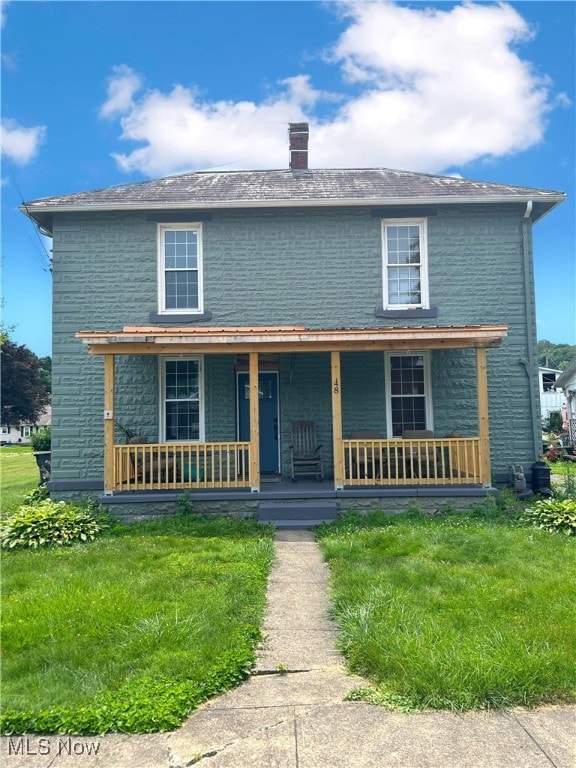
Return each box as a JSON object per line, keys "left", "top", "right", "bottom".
{"left": 289, "top": 122, "right": 309, "bottom": 170}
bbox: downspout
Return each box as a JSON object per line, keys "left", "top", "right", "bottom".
{"left": 519, "top": 200, "right": 541, "bottom": 460}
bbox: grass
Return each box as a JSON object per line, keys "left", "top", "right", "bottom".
{"left": 317, "top": 504, "right": 576, "bottom": 712}
{"left": 547, "top": 458, "right": 576, "bottom": 478}
{"left": 1, "top": 515, "right": 275, "bottom": 734}
{"left": 0, "top": 447, "right": 38, "bottom": 515}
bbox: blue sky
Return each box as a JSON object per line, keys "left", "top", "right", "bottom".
{"left": 1, "top": 0, "right": 574, "bottom": 358}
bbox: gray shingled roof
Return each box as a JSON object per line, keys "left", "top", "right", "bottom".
{"left": 23, "top": 167, "right": 565, "bottom": 231}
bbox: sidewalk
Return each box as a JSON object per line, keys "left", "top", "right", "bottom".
{"left": 2, "top": 529, "right": 574, "bottom": 767}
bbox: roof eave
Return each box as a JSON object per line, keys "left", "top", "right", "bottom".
{"left": 21, "top": 193, "right": 566, "bottom": 232}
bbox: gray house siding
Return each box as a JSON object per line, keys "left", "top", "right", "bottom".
{"left": 50, "top": 202, "right": 538, "bottom": 490}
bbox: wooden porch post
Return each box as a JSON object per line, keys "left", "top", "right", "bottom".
{"left": 331, "top": 351, "right": 344, "bottom": 489}
{"left": 248, "top": 350, "right": 260, "bottom": 491}
{"left": 103, "top": 354, "right": 115, "bottom": 494}
{"left": 476, "top": 347, "right": 492, "bottom": 486}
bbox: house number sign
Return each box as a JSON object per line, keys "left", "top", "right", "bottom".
{"left": 333, "top": 378, "right": 340, "bottom": 394}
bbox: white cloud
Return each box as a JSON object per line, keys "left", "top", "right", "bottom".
{"left": 100, "top": 1, "right": 556, "bottom": 176}
{"left": 0, "top": 119, "right": 46, "bottom": 164}
{"left": 100, "top": 65, "right": 143, "bottom": 119}
{"left": 105, "top": 75, "right": 319, "bottom": 175}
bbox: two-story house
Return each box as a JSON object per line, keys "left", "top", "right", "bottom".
{"left": 22, "top": 124, "right": 565, "bottom": 521}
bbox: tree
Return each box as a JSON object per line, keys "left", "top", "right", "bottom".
{"left": 537, "top": 340, "right": 576, "bottom": 370}
{"left": 1, "top": 340, "right": 50, "bottom": 428}
{"left": 38, "top": 356, "right": 52, "bottom": 395}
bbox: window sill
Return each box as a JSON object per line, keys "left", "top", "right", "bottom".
{"left": 375, "top": 307, "right": 438, "bottom": 319}
{"left": 149, "top": 311, "right": 213, "bottom": 324}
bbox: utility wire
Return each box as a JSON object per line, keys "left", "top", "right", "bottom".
{"left": 1, "top": 148, "right": 52, "bottom": 272}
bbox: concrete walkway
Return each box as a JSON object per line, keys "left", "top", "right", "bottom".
{"left": 2, "top": 530, "right": 574, "bottom": 767}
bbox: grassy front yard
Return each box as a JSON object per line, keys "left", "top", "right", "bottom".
{"left": 317, "top": 505, "right": 576, "bottom": 711}
{"left": 1, "top": 447, "right": 38, "bottom": 514}
{"left": 2, "top": 449, "right": 575, "bottom": 729}
{"left": 1, "top": 515, "right": 274, "bottom": 734}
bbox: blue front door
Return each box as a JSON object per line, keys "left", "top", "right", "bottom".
{"left": 237, "top": 372, "right": 280, "bottom": 474}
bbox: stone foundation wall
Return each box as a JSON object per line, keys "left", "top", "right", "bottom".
{"left": 101, "top": 490, "right": 494, "bottom": 523}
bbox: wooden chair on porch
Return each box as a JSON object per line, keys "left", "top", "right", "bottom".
{"left": 348, "top": 430, "right": 382, "bottom": 480}
{"left": 128, "top": 436, "right": 178, "bottom": 484}
{"left": 290, "top": 421, "right": 324, "bottom": 481}
{"left": 402, "top": 429, "right": 437, "bottom": 479}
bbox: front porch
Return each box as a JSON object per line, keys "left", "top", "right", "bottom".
{"left": 76, "top": 324, "right": 507, "bottom": 499}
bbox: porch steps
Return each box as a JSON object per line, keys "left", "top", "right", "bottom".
{"left": 258, "top": 502, "right": 338, "bottom": 529}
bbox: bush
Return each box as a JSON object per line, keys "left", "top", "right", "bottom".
{"left": 523, "top": 498, "right": 576, "bottom": 536}
{"left": 21, "top": 484, "right": 49, "bottom": 505}
{"left": 30, "top": 427, "right": 51, "bottom": 452}
{"left": 544, "top": 411, "right": 564, "bottom": 434}
{"left": 0, "top": 499, "right": 109, "bottom": 549}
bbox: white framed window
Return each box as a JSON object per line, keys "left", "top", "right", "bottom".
{"left": 158, "top": 224, "right": 203, "bottom": 314}
{"left": 21, "top": 426, "right": 32, "bottom": 438}
{"left": 382, "top": 219, "right": 429, "bottom": 309}
{"left": 385, "top": 352, "right": 433, "bottom": 437}
{"left": 1, "top": 426, "right": 9, "bottom": 434}
{"left": 160, "top": 357, "right": 204, "bottom": 442}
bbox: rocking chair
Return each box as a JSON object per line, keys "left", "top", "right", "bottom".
{"left": 290, "top": 421, "right": 324, "bottom": 481}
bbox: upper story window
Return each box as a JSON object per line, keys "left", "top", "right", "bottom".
{"left": 158, "top": 224, "right": 203, "bottom": 314}
{"left": 382, "top": 219, "right": 429, "bottom": 310}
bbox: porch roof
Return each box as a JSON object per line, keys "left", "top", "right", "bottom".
{"left": 76, "top": 324, "right": 508, "bottom": 355}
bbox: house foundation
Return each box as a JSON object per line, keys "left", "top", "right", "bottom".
{"left": 99, "top": 482, "right": 497, "bottom": 524}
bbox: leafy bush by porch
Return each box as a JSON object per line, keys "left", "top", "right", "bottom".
{"left": 523, "top": 498, "right": 576, "bottom": 536}
{"left": 317, "top": 506, "right": 576, "bottom": 711}
{"left": 1, "top": 516, "right": 274, "bottom": 734}
{"left": 0, "top": 499, "right": 109, "bottom": 549}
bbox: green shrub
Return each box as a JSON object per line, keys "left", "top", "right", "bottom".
{"left": 523, "top": 498, "right": 576, "bottom": 536}
{"left": 20, "top": 484, "right": 49, "bottom": 505}
{"left": 30, "top": 427, "right": 51, "bottom": 452}
{"left": 0, "top": 500, "right": 109, "bottom": 549}
{"left": 544, "top": 411, "right": 564, "bottom": 434}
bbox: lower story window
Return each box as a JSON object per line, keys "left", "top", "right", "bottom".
{"left": 385, "top": 353, "right": 432, "bottom": 437}
{"left": 162, "top": 358, "right": 203, "bottom": 441}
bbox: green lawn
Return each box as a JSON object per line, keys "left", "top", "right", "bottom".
{"left": 1, "top": 515, "right": 275, "bottom": 734}
{"left": 317, "top": 507, "right": 576, "bottom": 711}
{"left": 1, "top": 447, "right": 38, "bottom": 515}
{"left": 547, "top": 458, "right": 576, "bottom": 478}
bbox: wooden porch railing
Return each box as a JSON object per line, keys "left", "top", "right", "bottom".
{"left": 113, "top": 442, "right": 251, "bottom": 491}
{"left": 343, "top": 437, "right": 482, "bottom": 486}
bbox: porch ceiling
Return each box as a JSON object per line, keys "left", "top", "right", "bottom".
{"left": 76, "top": 324, "right": 508, "bottom": 355}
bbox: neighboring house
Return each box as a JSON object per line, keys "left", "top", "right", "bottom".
{"left": 1, "top": 406, "right": 52, "bottom": 446}
{"left": 21, "top": 124, "right": 566, "bottom": 517}
{"left": 538, "top": 365, "right": 566, "bottom": 425}
{"left": 555, "top": 359, "right": 576, "bottom": 444}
